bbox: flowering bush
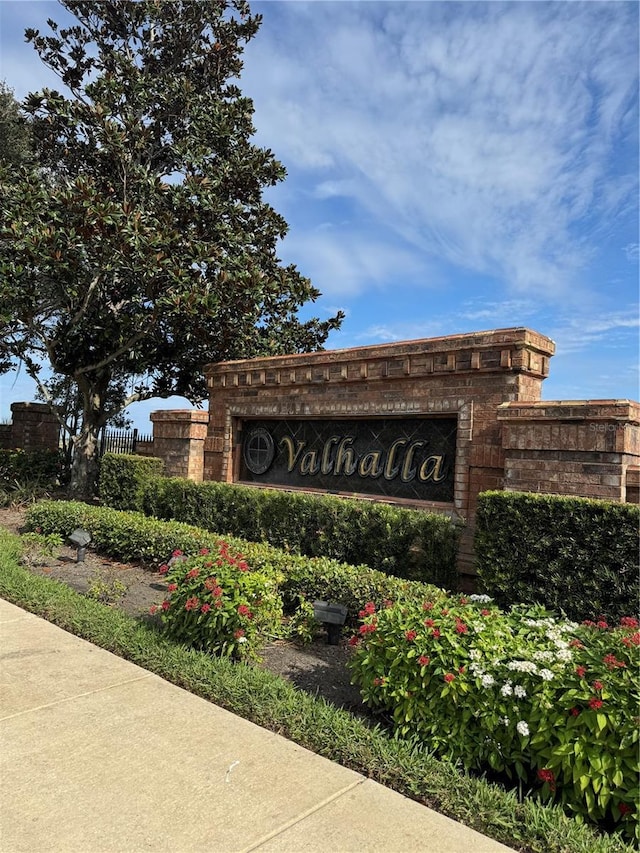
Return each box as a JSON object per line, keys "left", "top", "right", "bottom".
{"left": 349, "top": 596, "right": 639, "bottom": 840}
{"left": 151, "top": 542, "right": 284, "bottom": 660}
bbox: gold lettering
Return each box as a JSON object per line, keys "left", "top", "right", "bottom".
{"left": 300, "top": 450, "right": 320, "bottom": 475}
{"left": 419, "top": 455, "right": 446, "bottom": 482}
{"left": 384, "top": 438, "right": 408, "bottom": 480}
{"left": 334, "top": 437, "right": 356, "bottom": 475}
{"left": 400, "top": 440, "right": 424, "bottom": 483}
{"left": 321, "top": 436, "right": 339, "bottom": 475}
{"left": 358, "top": 451, "right": 383, "bottom": 478}
{"left": 279, "top": 436, "right": 306, "bottom": 473}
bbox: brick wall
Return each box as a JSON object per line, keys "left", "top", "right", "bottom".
{"left": 204, "top": 328, "right": 556, "bottom": 583}
{"left": 149, "top": 410, "right": 209, "bottom": 481}
{"left": 0, "top": 424, "right": 11, "bottom": 449}
{"left": 8, "top": 403, "right": 59, "bottom": 452}
{"left": 498, "top": 400, "right": 640, "bottom": 502}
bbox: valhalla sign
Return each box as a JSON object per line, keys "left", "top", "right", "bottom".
{"left": 239, "top": 418, "right": 457, "bottom": 502}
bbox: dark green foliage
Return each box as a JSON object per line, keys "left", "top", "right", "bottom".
{"left": 475, "top": 491, "right": 640, "bottom": 622}
{"left": 0, "top": 448, "right": 66, "bottom": 488}
{"left": 141, "top": 477, "right": 462, "bottom": 588}
{"left": 98, "top": 452, "right": 164, "bottom": 511}
{"left": 25, "top": 500, "right": 441, "bottom": 623}
{"left": 0, "top": 529, "right": 633, "bottom": 853}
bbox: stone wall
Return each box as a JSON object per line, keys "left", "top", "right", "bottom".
{"left": 1, "top": 403, "right": 60, "bottom": 452}
{"left": 149, "top": 410, "right": 208, "bottom": 481}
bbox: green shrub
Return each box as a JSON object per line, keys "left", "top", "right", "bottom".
{"left": 349, "top": 596, "right": 639, "bottom": 841}
{"left": 141, "top": 477, "right": 462, "bottom": 588}
{"left": 152, "top": 545, "right": 284, "bottom": 660}
{"left": 475, "top": 492, "right": 640, "bottom": 622}
{"left": 98, "top": 452, "right": 164, "bottom": 511}
{"left": 0, "top": 448, "right": 66, "bottom": 488}
{"left": 24, "top": 501, "right": 443, "bottom": 623}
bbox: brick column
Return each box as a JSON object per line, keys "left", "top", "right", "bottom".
{"left": 10, "top": 402, "right": 59, "bottom": 452}
{"left": 149, "top": 410, "right": 209, "bottom": 481}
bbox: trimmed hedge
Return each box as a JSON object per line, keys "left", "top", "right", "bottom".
{"left": 0, "top": 529, "right": 633, "bottom": 853}
{"left": 128, "top": 476, "right": 461, "bottom": 589}
{"left": 24, "top": 501, "right": 440, "bottom": 623}
{"left": 0, "top": 448, "right": 65, "bottom": 487}
{"left": 475, "top": 491, "right": 640, "bottom": 622}
{"left": 98, "top": 452, "right": 164, "bottom": 512}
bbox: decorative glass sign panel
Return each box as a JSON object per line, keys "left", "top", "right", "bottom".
{"left": 239, "top": 418, "right": 457, "bottom": 502}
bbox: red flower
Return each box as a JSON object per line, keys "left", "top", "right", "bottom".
{"left": 149, "top": 605, "right": 158, "bottom": 615}
{"left": 405, "top": 630, "right": 417, "bottom": 642}
{"left": 443, "top": 672, "right": 455, "bottom": 683}
{"left": 172, "top": 549, "right": 183, "bottom": 558}
{"left": 458, "top": 665, "right": 466, "bottom": 674}
{"left": 201, "top": 603, "right": 211, "bottom": 614}
{"left": 204, "top": 577, "right": 218, "bottom": 591}
{"left": 383, "top": 599, "right": 394, "bottom": 609}
{"left": 582, "top": 619, "right": 596, "bottom": 627}
{"left": 575, "top": 665, "right": 586, "bottom": 678}
{"left": 186, "top": 568, "right": 200, "bottom": 580}
{"left": 603, "top": 653, "right": 626, "bottom": 669}
{"left": 161, "top": 600, "right": 170, "bottom": 611}
{"left": 167, "top": 583, "right": 178, "bottom": 593}
{"left": 620, "top": 616, "right": 639, "bottom": 628}
{"left": 422, "top": 601, "right": 434, "bottom": 611}
{"left": 537, "top": 768, "right": 556, "bottom": 790}
{"left": 199, "top": 548, "right": 210, "bottom": 556}
{"left": 237, "top": 604, "right": 251, "bottom": 617}
{"left": 158, "top": 564, "right": 169, "bottom": 575}
{"left": 622, "top": 632, "right": 640, "bottom": 647}
{"left": 373, "top": 677, "right": 386, "bottom": 686}
{"left": 363, "top": 601, "right": 376, "bottom": 615}
{"left": 588, "top": 697, "right": 604, "bottom": 710}
{"left": 459, "top": 597, "right": 468, "bottom": 605}
{"left": 233, "top": 628, "right": 245, "bottom": 639}
{"left": 596, "top": 620, "right": 609, "bottom": 629}
{"left": 481, "top": 609, "right": 491, "bottom": 617}
{"left": 185, "top": 596, "right": 199, "bottom": 611}
{"left": 455, "top": 620, "right": 468, "bottom": 634}
{"left": 568, "top": 639, "right": 583, "bottom": 648}
{"left": 592, "top": 680, "right": 603, "bottom": 691}
{"left": 432, "top": 628, "right": 441, "bottom": 638}
{"left": 237, "top": 561, "right": 249, "bottom": 572}
{"left": 348, "top": 636, "right": 359, "bottom": 647}
{"left": 213, "top": 586, "right": 223, "bottom": 598}
{"left": 570, "top": 707, "right": 580, "bottom": 716}
{"left": 418, "top": 655, "right": 430, "bottom": 666}
{"left": 359, "top": 623, "right": 376, "bottom": 635}
{"left": 619, "top": 802, "right": 633, "bottom": 816}
{"left": 424, "top": 618, "right": 435, "bottom": 627}
{"left": 441, "top": 608, "right": 449, "bottom": 616}
{"left": 214, "top": 599, "right": 223, "bottom": 609}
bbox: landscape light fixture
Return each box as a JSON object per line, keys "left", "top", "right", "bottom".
{"left": 313, "top": 600, "right": 348, "bottom": 646}
{"left": 68, "top": 528, "right": 91, "bottom": 562}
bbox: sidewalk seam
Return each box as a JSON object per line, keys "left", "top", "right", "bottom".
{"left": 0, "top": 672, "right": 154, "bottom": 722}
{"left": 239, "top": 777, "right": 367, "bottom": 853}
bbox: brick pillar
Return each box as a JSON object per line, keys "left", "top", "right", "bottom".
{"left": 149, "top": 410, "right": 209, "bottom": 481}
{"left": 10, "top": 402, "right": 59, "bottom": 452}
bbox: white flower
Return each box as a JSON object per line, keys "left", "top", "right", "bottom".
{"left": 556, "top": 649, "right": 572, "bottom": 662}
{"left": 481, "top": 674, "right": 495, "bottom": 688}
{"left": 514, "top": 685, "right": 527, "bottom": 699}
{"left": 469, "top": 648, "right": 482, "bottom": 660}
{"left": 506, "top": 660, "right": 538, "bottom": 675}
{"left": 539, "top": 668, "right": 554, "bottom": 681}
{"left": 237, "top": 636, "right": 248, "bottom": 644}
{"left": 500, "top": 682, "right": 513, "bottom": 696}
{"left": 516, "top": 721, "right": 530, "bottom": 737}
{"left": 532, "top": 651, "right": 554, "bottom": 662}
{"left": 469, "top": 594, "right": 493, "bottom": 603}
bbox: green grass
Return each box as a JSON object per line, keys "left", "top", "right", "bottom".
{"left": 0, "top": 528, "right": 633, "bottom": 853}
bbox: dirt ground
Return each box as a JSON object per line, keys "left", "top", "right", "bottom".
{"left": 0, "top": 507, "right": 364, "bottom": 714}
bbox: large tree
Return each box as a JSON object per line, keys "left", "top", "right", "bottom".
{"left": 0, "top": 0, "right": 342, "bottom": 497}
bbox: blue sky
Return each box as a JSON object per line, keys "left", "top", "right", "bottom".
{"left": 1, "top": 0, "right": 638, "bottom": 431}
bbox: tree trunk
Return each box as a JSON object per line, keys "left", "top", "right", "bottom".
{"left": 68, "top": 418, "right": 101, "bottom": 501}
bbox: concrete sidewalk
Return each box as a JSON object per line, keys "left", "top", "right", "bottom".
{"left": 0, "top": 599, "right": 513, "bottom": 853}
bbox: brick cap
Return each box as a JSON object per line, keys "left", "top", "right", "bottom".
{"left": 150, "top": 409, "right": 209, "bottom": 423}
{"left": 205, "top": 327, "right": 555, "bottom": 374}
{"left": 10, "top": 402, "right": 56, "bottom": 413}
{"left": 497, "top": 399, "right": 640, "bottom": 423}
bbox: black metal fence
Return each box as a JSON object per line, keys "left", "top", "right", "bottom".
{"left": 98, "top": 428, "right": 153, "bottom": 456}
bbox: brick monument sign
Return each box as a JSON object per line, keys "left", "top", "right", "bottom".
{"left": 202, "top": 327, "right": 639, "bottom": 582}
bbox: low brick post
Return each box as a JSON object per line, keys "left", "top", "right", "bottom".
{"left": 10, "top": 402, "right": 59, "bottom": 452}
{"left": 149, "top": 410, "right": 209, "bottom": 481}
